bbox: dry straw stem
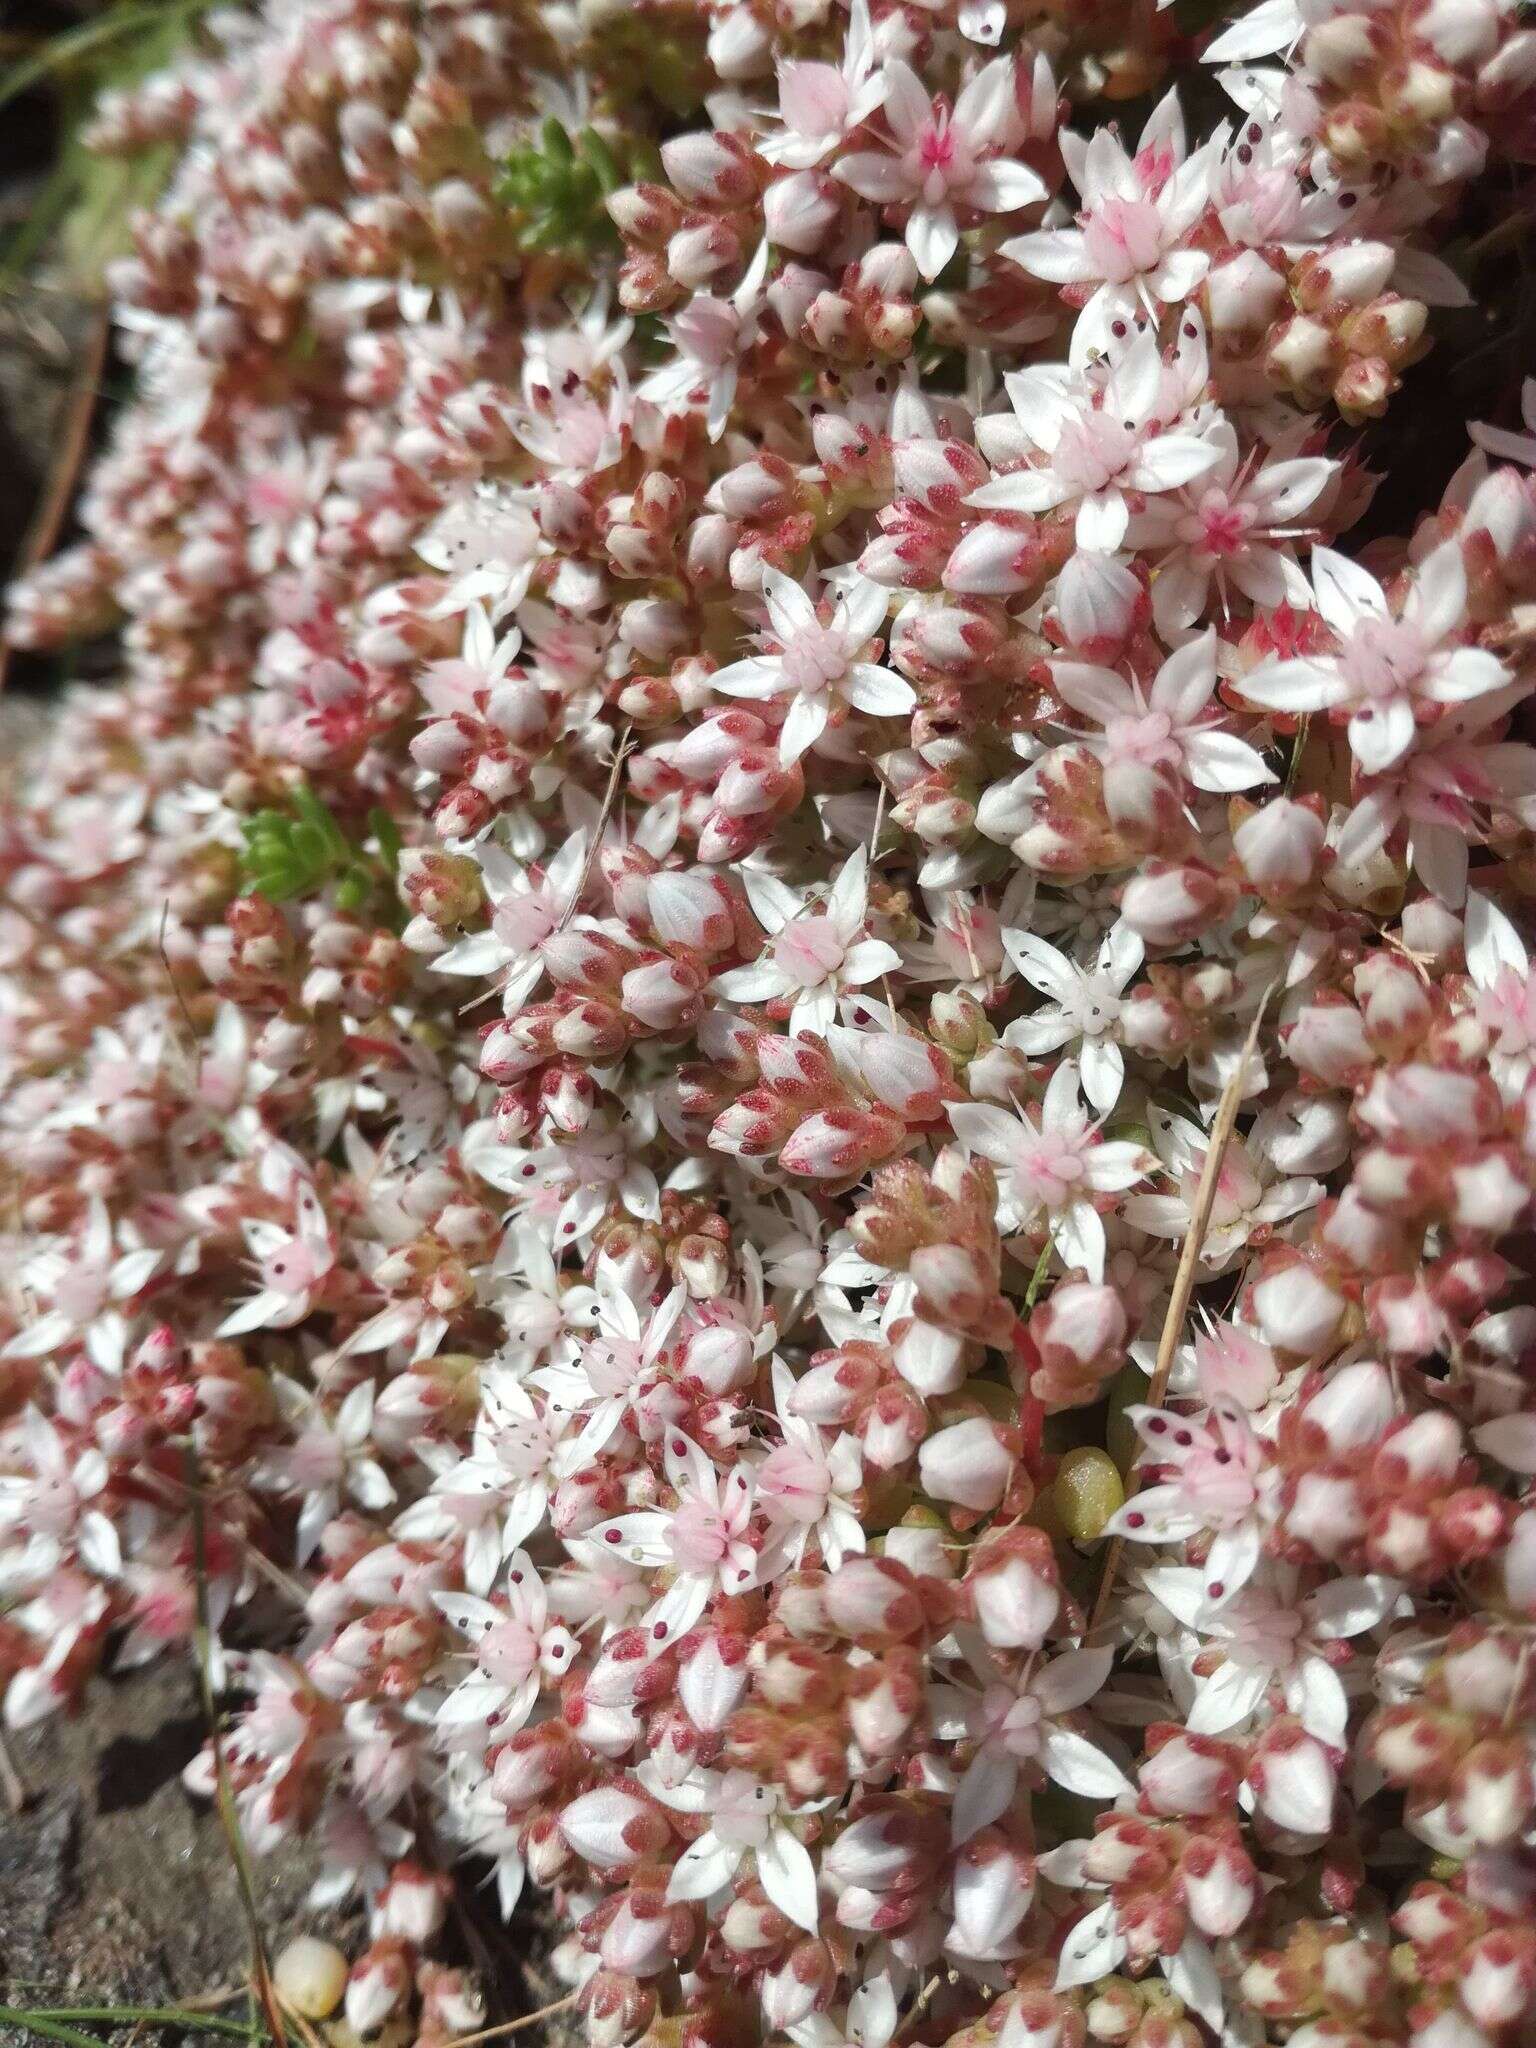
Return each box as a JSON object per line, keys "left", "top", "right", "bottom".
{"left": 1087, "top": 981, "right": 1279, "bottom": 1637}
{"left": 446, "top": 1991, "right": 582, "bottom": 2048}
{"left": 186, "top": 1449, "right": 291, "bottom": 2048}
{"left": 0, "top": 306, "right": 109, "bottom": 696}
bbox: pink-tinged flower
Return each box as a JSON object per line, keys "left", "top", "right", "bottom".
{"left": 943, "top": 1643, "right": 1126, "bottom": 1841}
{"left": 514, "top": 355, "right": 631, "bottom": 481}
{"left": 713, "top": 848, "right": 901, "bottom": 1035}
{"left": 1330, "top": 683, "right": 1536, "bottom": 907}
{"left": 645, "top": 1763, "right": 821, "bottom": 1930}
{"left": 416, "top": 483, "right": 545, "bottom": 621}
{"left": 397, "top": 1374, "right": 579, "bottom": 1588}
{"left": 1242, "top": 543, "right": 1511, "bottom": 775}
{"left": 1128, "top": 423, "right": 1335, "bottom": 635}
{"left": 218, "top": 1177, "right": 336, "bottom": 1338}
{"left": 947, "top": 1061, "right": 1155, "bottom": 1280}
{"left": 488, "top": 1223, "right": 601, "bottom": 1371}
{"left": 1124, "top": 1112, "right": 1322, "bottom": 1268}
{"left": 432, "top": 1552, "right": 578, "bottom": 1741}
{"left": 759, "top": 0, "right": 885, "bottom": 169}
{"left": 253, "top": 1378, "right": 395, "bottom": 1564}
{"left": 5, "top": 1199, "right": 164, "bottom": 1372}
{"left": 1104, "top": 1402, "right": 1275, "bottom": 1603}
{"left": 833, "top": 56, "right": 1047, "bottom": 280}
{"left": 3, "top": 1572, "right": 111, "bottom": 1730}
{"left": 757, "top": 1359, "right": 865, "bottom": 1567}
{"left": 1144, "top": 1562, "right": 1400, "bottom": 1742}
{"left": 1466, "top": 889, "right": 1536, "bottom": 1100}
{"left": 639, "top": 242, "right": 770, "bottom": 440}
{"left": 966, "top": 333, "right": 1224, "bottom": 551}
{"left": 1051, "top": 628, "right": 1273, "bottom": 810}
{"left": 467, "top": 1118, "right": 661, "bottom": 1244}
{"left": 712, "top": 570, "right": 912, "bottom": 763}
{"left": 1000, "top": 923, "right": 1144, "bottom": 1113}
{"left": 431, "top": 832, "right": 588, "bottom": 1013}
{"left": 532, "top": 1284, "right": 687, "bottom": 1458}
{"left": 1192, "top": 1321, "right": 1280, "bottom": 1410}
{"left": 901, "top": 871, "right": 1035, "bottom": 997}
{"left": 1004, "top": 93, "right": 1218, "bottom": 323}
{"left": 0, "top": 1408, "right": 120, "bottom": 1586}
{"left": 592, "top": 1434, "right": 760, "bottom": 1648}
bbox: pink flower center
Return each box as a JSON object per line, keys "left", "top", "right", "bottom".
{"left": 758, "top": 1441, "right": 831, "bottom": 1522}
{"left": 1015, "top": 1123, "right": 1091, "bottom": 1208}
{"left": 781, "top": 622, "right": 851, "bottom": 694}
{"left": 1082, "top": 195, "right": 1167, "bottom": 282}
{"left": 918, "top": 120, "right": 956, "bottom": 175}
{"left": 480, "top": 1617, "right": 540, "bottom": 1685}
{"left": 772, "top": 917, "right": 850, "bottom": 988}
{"left": 1345, "top": 617, "right": 1426, "bottom": 701}
{"left": 1190, "top": 492, "right": 1253, "bottom": 559}
{"left": 669, "top": 1498, "right": 734, "bottom": 1573}
{"left": 1106, "top": 709, "right": 1178, "bottom": 768}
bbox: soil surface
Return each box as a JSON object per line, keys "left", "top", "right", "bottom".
{"left": 0, "top": 1660, "right": 346, "bottom": 2035}
{"left": 0, "top": 1650, "right": 570, "bottom": 2046}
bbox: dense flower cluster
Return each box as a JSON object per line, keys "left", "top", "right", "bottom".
{"left": 6, "top": 0, "right": 1536, "bottom": 2044}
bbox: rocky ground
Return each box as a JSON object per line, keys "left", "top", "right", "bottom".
{"left": 0, "top": 1649, "right": 571, "bottom": 2041}
{"left": 0, "top": 1663, "right": 341, "bottom": 2023}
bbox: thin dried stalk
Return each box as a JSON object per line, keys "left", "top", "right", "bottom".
{"left": 1088, "top": 984, "right": 1278, "bottom": 1637}
{"left": 186, "top": 1449, "right": 291, "bottom": 2048}
{"left": 446, "top": 1991, "right": 582, "bottom": 2047}
{"left": 0, "top": 304, "right": 109, "bottom": 695}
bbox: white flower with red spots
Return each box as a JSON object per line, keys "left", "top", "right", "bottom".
{"left": 1104, "top": 1402, "right": 1277, "bottom": 1604}
{"left": 432, "top": 1553, "right": 578, "bottom": 1742}
{"left": 593, "top": 1434, "right": 762, "bottom": 1649}
{"left": 1005, "top": 94, "right": 1220, "bottom": 325}
{"left": 966, "top": 332, "right": 1225, "bottom": 552}
{"left": 432, "top": 832, "right": 588, "bottom": 1013}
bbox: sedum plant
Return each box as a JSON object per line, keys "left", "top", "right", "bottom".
{"left": 5, "top": 0, "right": 1536, "bottom": 2044}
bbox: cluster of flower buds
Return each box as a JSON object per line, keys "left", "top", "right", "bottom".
{"left": 6, "top": 0, "right": 1536, "bottom": 2044}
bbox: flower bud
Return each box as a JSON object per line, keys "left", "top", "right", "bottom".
{"left": 919, "top": 1416, "right": 1013, "bottom": 1510}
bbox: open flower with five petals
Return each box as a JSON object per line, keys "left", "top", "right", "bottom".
{"left": 712, "top": 570, "right": 912, "bottom": 766}
{"left": 1241, "top": 543, "right": 1510, "bottom": 775}
{"left": 947, "top": 1061, "right": 1155, "bottom": 1280}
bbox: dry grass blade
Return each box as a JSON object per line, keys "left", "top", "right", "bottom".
{"left": 186, "top": 1449, "right": 290, "bottom": 2048}
{"left": 553, "top": 722, "right": 634, "bottom": 937}
{"left": 446, "top": 1991, "right": 581, "bottom": 2047}
{"left": 0, "top": 306, "right": 109, "bottom": 696}
{"left": 1087, "top": 982, "right": 1279, "bottom": 1637}
{"left": 0, "top": 1725, "right": 27, "bottom": 1811}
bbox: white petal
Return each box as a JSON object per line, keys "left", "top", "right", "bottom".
{"left": 757, "top": 1827, "right": 821, "bottom": 1932}
{"left": 953, "top": 1752, "right": 1018, "bottom": 1843}
{"left": 1041, "top": 1726, "right": 1133, "bottom": 1801}
{"left": 1055, "top": 1901, "right": 1128, "bottom": 1990}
